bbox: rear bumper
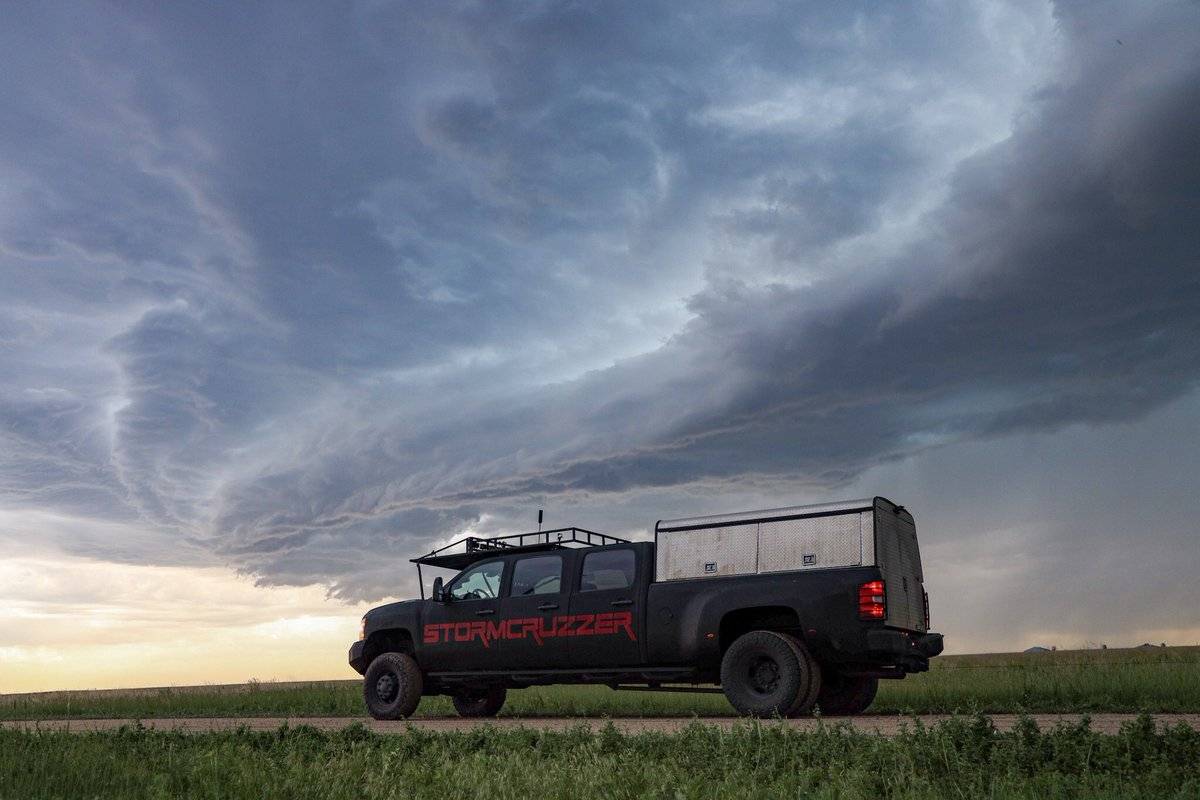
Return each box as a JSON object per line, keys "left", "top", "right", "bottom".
{"left": 864, "top": 629, "right": 944, "bottom": 672}
{"left": 349, "top": 641, "right": 368, "bottom": 674}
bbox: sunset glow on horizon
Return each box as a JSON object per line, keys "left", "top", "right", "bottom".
{"left": 0, "top": 555, "right": 373, "bottom": 694}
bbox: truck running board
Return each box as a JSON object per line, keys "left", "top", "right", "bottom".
{"left": 610, "top": 685, "right": 724, "bottom": 694}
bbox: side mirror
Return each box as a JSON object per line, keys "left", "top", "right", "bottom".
{"left": 432, "top": 576, "right": 446, "bottom": 603}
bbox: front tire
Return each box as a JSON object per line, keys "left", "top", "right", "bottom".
{"left": 363, "top": 652, "right": 423, "bottom": 720}
{"left": 451, "top": 686, "right": 507, "bottom": 718}
{"left": 720, "top": 630, "right": 820, "bottom": 718}
{"left": 816, "top": 673, "right": 878, "bottom": 716}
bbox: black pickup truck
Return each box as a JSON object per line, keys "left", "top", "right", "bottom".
{"left": 349, "top": 497, "right": 943, "bottom": 718}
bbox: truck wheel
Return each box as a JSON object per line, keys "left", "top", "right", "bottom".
{"left": 363, "top": 652, "right": 423, "bottom": 720}
{"left": 451, "top": 686, "right": 507, "bottom": 718}
{"left": 816, "top": 673, "right": 878, "bottom": 716}
{"left": 720, "top": 630, "right": 818, "bottom": 718}
{"left": 781, "top": 635, "right": 822, "bottom": 717}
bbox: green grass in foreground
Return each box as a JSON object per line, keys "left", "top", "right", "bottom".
{"left": 4, "top": 647, "right": 1198, "bottom": 720}
{"left": 3, "top": 716, "right": 1199, "bottom": 799}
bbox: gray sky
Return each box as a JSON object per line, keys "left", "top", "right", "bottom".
{"left": 2, "top": 0, "right": 1198, "bottom": 656}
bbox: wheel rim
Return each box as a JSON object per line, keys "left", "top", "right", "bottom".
{"left": 747, "top": 655, "right": 781, "bottom": 695}
{"left": 375, "top": 671, "right": 399, "bottom": 703}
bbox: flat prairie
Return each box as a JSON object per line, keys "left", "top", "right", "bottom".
{"left": 3, "top": 646, "right": 1198, "bottom": 720}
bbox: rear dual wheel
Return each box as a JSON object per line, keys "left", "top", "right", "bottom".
{"left": 720, "top": 631, "right": 822, "bottom": 718}
{"left": 816, "top": 673, "right": 878, "bottom": 716}
{"left": 785, "top": 639, "right": 822, "bottom": 718}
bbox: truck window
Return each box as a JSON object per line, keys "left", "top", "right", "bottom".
{"left": 447, "top": 560, "right": 504, "bottom": 601}
{"left": 579, "top": 549, "right": 635, "bottom": 592}
{"left": 510, "top": 555, "right": 562, "bottom": 596}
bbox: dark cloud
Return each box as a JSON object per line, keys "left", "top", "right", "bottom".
{"left": 1, "top": 0, "right": 1197, "bottom": 638}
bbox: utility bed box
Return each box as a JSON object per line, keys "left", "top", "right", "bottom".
{"left": 655, "top": 497, "right": 927, "bottom": 632}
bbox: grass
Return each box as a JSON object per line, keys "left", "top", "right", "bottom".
{"left": 2, "top": 715, "right": 1199, "bottom": 799}
{"left": 878, "top": 647, "right": 1200, "bottom": 715}
{"left": 3, "top": 647, "right": 1198, "bottom": 720}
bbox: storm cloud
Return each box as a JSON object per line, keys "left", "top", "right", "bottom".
{"left": 2, "top": 0, "right": 1197, "bottom": 629}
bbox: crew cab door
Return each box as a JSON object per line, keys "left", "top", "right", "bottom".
{"left": 498, "top": 552, "right": 571, "bottom": 669}
{"left": 419, "top": 559, "right": 505, "bottom": 671}
{"left": 567, "top": 545, "right": 643, "bottom": 667}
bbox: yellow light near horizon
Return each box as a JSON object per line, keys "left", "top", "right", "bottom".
{"left": 0, "top": 556, "right": 378, "bottom": 694}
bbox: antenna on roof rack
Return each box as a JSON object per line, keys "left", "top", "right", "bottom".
{"left": 537, "top": 509, "right": 543, "bottom": 532}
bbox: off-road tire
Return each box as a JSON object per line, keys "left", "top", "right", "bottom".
{"left": 720, "top": 630, "right": 819, "bottom": 718}
{"left": 451, "top": 686, "right": 507, "bottom": 718}
{"left": 816, "top": 673, "right": 878, "bottom": 716}
{"left": 781, "top": 635, "right": 822, "bottom": 717}
{"left": 363, "top": 652, "right": 423, "bottom": 720}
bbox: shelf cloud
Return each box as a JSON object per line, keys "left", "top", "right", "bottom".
{"left": 2, "top": 0, "right": 1197, "bottom": 635}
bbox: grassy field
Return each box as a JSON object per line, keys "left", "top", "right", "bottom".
{"left": 3, "top": 647, "right": 1198, "bottom": 720}
{"left": 3, "top": 715, "right": 1198, "bottom": 799}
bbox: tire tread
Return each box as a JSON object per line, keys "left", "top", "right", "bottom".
{"left": 452, "top": 687, "right": 507, "bottom": 718}
{"left": 363, "top": 652, "right": 423, "bottom": 720}
{"left": 720, "top": 630, "right": 818, "bottom": 718}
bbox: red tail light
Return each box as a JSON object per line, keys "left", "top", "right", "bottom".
{"left": 858, "top": 580, "right": 886, "bottom": 620}
{"left": 923, "top": 590, "right": 930, "bottom": 630}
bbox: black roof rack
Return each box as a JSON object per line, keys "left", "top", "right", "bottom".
{"left": 412, "top": 527, "right": 630, "bottom": 571}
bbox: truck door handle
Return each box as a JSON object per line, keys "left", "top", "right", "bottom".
{"left": 537, "top": 603, "right": 559, "bottom": 611}
{"left": 475, "top": 609, "right": 495, "bottom": 616}
{"left": 610, "top": 599, "right": 633, "bottom": 607}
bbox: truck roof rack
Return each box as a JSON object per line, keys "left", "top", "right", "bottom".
{"left": 412, "top": 527, "right": 631, "bottom": 571}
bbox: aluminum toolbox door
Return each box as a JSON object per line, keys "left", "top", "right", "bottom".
{"left": 655, "top": 499, "right": 875, "bottom": 581}
{"left": 872, "top": 498, "right": 927, "bottom": 633}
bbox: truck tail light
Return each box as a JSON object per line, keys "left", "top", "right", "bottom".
{"left": 923, "top": 590, "right": 930, "bottom": 630}
{"left": 858, "top": 580, "right": 886, "bottom": 620}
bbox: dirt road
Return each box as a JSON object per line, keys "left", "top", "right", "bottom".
{"left": 4, "top": 714, "right": 1197, "bottom": 735}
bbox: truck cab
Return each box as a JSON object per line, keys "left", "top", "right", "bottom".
{"left": 412, "top": 540, "right": 650, "bottom": 672}
{"left": 350, "top": 498, "right": 943, "bottom": 719}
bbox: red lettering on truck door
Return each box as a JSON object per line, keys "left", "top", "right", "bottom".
{"left": 613, "top": 611, "right": 636, "bottom": 641}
